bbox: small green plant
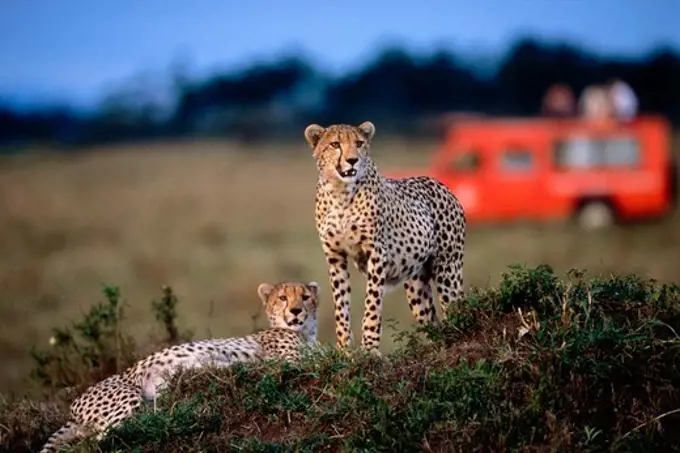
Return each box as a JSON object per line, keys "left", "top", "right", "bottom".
{"left": 29, "top": 284, "right": 137, "bottom": 392}
{"left": 497, "top": 263, "right": 562, "bottom": 314}
{"left": 150, "top": 285, "right": 193, "bottom": 345}
{"left": 28, "top": 284, "right": 194, "bottom": 396}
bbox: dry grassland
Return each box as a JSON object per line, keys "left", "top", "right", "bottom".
{"left": 1, "top": 139, "right": 678, "bottom": 394}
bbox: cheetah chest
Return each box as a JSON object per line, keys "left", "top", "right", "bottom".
{"left": 321, "top": 211, "right": 429, "bottom": 287}
{"left": 318, "top": 209, "right": 369, "bottom": 270}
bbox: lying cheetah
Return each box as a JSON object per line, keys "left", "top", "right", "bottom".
{"left": 304, "top": 121, "right": 466, "bottom": 352}
{"left": 40, "top": 281, "right": 319, "bottom": 453}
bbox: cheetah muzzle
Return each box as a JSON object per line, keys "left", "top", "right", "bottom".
{"left": 337, "top": 167, "right": 357, "bottom": 178}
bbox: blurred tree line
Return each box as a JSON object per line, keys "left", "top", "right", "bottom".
{"left": 1, "top": 38, "right": 679, "bottom": 149}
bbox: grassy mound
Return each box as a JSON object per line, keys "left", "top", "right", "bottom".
{"left": 2, "top": 265, "right": 680, "bottom": 452}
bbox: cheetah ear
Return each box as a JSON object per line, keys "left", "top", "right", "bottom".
{"left": 357, "top": 121, "right": 375, "bottom": 142}
{"left": 257, "top": 283, "right": 275, "bottom": 305}
{"left": 307, "top": 281, "right": 320, "bottom": 297}
{"left": 304, "top": 124, "right": 325, "bottom": 149}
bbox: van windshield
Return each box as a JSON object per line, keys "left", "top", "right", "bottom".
{"left": 449, "top": 150, "right": 480, "bottom": 173}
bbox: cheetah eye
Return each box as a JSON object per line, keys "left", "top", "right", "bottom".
{"left": 301, "top": 295, "right": 310, "bottom": 301}
{"left": 279, "top": 295, "right": 287, "bottom": 302}
{"left": 356, "top": 140, "right": 364, "bottom": 148}
{"left": 330, "top": 141, "right": 341, "bottom": 149}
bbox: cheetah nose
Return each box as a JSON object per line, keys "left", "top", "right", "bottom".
{"left": 290, "top": 307, "right": 302, "bottom": 316}
{"left": 345, "top": 157, "right": 359, "bottom": 166}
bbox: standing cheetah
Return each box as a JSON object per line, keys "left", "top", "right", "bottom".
{"left": 304, "top": 121, "right": 466, "bottom": 353}
{"left": 40, "top": 281, "right": 320, "bottom": 453}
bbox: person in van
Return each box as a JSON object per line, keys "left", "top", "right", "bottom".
{"left": 578, "top": 84, "right": 614, "bottom": 121}
{"left": 608, "top": 78, "right": 638, "bottom": 122}
{"left": 542, "top": 83, "right": 576, "bottom": 118}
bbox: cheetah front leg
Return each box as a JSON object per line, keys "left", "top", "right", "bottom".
{"left": 323, "top": 248, "right": 353, "bottom": 350}
{"left": 361, "top": 247, "right": 388, "bottom": 353}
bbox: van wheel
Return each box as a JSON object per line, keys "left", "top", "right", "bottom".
{"left": 577, "top": 201, "right": 615, "bottom": 231}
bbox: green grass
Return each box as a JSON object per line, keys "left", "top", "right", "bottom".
{"left": 2, "top": 264, "right": 680, "bottom": 452}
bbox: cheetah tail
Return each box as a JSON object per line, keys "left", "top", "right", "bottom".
{"left": 39, "top": 421, "right": 87, "bottom": 453}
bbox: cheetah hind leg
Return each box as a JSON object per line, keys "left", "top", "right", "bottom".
{"left": 432, "top": 255, "right": 464, "bottom": 321}
{"left": 403, "top": 268, "right": 440, "bottom": 328}
{"left": 39, "top": 421, "right": 90, "bottom": 453}
{"left": 93, "top": 385, "right": 144, "bottom": 443}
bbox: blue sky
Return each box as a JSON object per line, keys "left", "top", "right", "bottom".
{"left": 0, "top": 0, "right": 678, "bottom": 109}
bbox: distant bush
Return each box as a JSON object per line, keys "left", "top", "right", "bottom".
{"left": 1, "top": 265, "right": 680, "bottom": 452}
{"left": 27, "top": 284, "right": 191, "bottom": 398}
{"left": 27, "top": 285, "right": 137, "bottom": 395}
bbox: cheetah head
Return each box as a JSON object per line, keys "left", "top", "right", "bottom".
{"left": 304, "top": 121, "right": 376, "bottom": 184}
{"left": 257, "top": 281, "right": 319, "bottom": 338}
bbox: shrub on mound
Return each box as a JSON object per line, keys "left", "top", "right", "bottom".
{"left": 2, "top": 265, "right": 679, "bottom": 452}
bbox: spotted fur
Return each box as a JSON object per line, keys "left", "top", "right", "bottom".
{"left": 304, "top": 121, "right": 466, "bottom": 353}
{"left": 40, "top": 281, "right": 319, "bottom": 452}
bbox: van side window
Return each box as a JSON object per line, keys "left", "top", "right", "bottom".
{"left": 500, "top": 148, "right": 534, "bottom": 171}
{"left": 554, "top": 137, "right": 599, "bottom": 168}
{"left": 553, "top": 136, "right": 640, "bottom": 169}
{"left": 602, "top": 137, "right": 640, "bottom": 166}
{"left": 450, "top": 150, "right": 480, "bottom": 172}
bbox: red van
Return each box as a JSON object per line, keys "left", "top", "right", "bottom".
{"left": 387, "top": 115, "right": 676, "bottom": 230}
